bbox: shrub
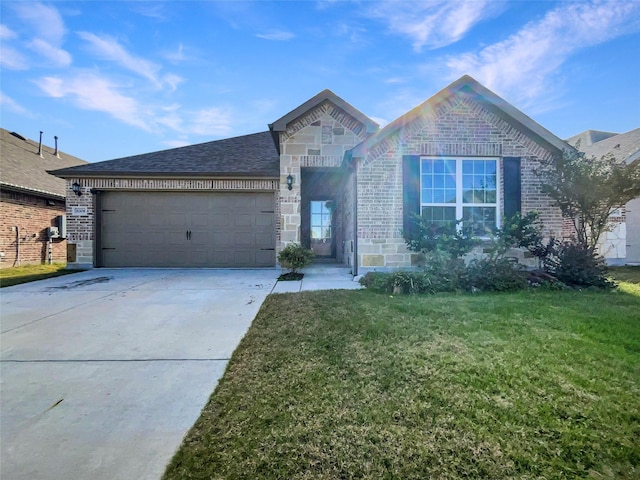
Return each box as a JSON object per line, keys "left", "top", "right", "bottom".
{"left": 358, "top": 272, "right": 392, "bottom": 291}
{"left": 277, "top": 243, "right": 314, "bottom": 274}
{"left": 464, "top": 257, "right": 528, "bottom": 292}
{"left": 544, "top": 242, "right": 614, "bottom": 289}
{"left": 405, "top": 215, "right": 479, "bottom": 260}
{"left": 495, "top": 212, "right": 544, "bottom": 255}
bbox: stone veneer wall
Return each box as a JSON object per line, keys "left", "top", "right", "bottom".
{"left": 65, "top": 178, "right": 279, "bottom": 268}
{"left": 277, "top": 104, "right": 370, "bottom": 254}
{"left": 356, "top": 95, "right": 562, "bottom": 271}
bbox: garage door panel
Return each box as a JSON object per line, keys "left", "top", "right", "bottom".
{"left": 100, "top": 192, "right": 275, "bottom": 267}
{"left": 212, "top": 215, "right": 231, "bottom": 227}
{"left": 234, "top": 214, "right": 251, "bottom": 227}
{"left": 255, "top": 250, "right": 274, "bottom": 266}
{"left": 256, "top": 213, "right": 273, "bottom": 227}
{"left": 191, "top": 213, "right": 208, "bottom": 226}
{"left": 234, "top": 234, "right": 251, "bottom": 245}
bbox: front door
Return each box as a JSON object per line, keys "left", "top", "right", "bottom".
{"left": 310, "top": 200, "right": 334, "bottom": 257}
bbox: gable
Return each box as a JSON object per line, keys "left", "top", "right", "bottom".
{"left": 350, "top": 75, "right": 572, "bottom": 163}
{"left": 269, "top": 89, "right": 378, "bottom": 151}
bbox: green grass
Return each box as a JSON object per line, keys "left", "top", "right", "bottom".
{"left": 610, "top": 266, "right": 640, "bottom": 284}
{"left": 0, "top": 263, "right": 81, "bottom": 287}
{"left": 164, "top": 284, "right": 640, "bottom": 479}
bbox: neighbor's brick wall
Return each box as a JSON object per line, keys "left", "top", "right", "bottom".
{"left": 0, "top": 190, "right": 66, "bottom": 267}
{"left": 356, "top": 95, "right": 562, "bottom": 271}
{"left": 277, "top": 103, "right": 370, "bottom": 256}
{"left": 65, "top": 178, "right": 279, "bottom": 268}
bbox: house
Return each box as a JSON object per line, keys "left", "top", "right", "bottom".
{"left": 0, "top": 129, "right": 87, "bottom": 267}
{"left": 567, "top": 128, "right": 640, "bottom": 265}
{"left": 52, "top": 75, "right": 572, "bottom": 273}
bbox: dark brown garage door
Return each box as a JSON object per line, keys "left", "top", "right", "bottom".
{"left": 99, "top": 191, "right": 275, "bottom": 267}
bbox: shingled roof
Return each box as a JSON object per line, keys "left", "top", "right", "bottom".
{"left": 570, "top": 128, "right": 640, "bottom": 165}
{"left": 51, "top": 131, "right": 279, "bottom": 178}
{"left": 1, "top": 128, "right": 87, "bottom": 199}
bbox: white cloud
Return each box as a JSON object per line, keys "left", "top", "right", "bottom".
{"left": 36, "top": 73, "right": 151, "bottom": 131}
{"left": 10, "top": 2, "right": 66, "bottom": 44}
{"left": 77, "top": 32, "right": 163, "bottom": 87}
{"left": 366, "top": 0, "right": 500, "bottom": 51}
{"left": 163, "top": 73, "right": 184, "bottom": 92}
{"left": 0, "top": 24, "right": 17, "bottom": 40}
{"left": 256, "top": 30, "right": 295, "bottom": 41}
{"left": 27, "top": 38, "right": 72, "bottom": 67}
{"left": 0, "top": 91, "right": 31, "bottom": 116}
{"left": 445, "top": 1, "right": 640, "bottom": 107}
{"left": 188, "top": 107, "right": 233, "bottom": 136}
{"left": 164, "top": 43, "right": 187, "bottom": 63}
{"left": 0, "top": 45, "right": 29, "bottom": 70}
{"left": 7, "top": 2, "right": 72, "bottom": 68}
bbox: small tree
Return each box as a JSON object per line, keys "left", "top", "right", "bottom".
{"left": 538, "top": 150, "right": 640, "bottom": 252}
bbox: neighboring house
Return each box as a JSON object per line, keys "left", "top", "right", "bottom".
{"left": 567, "top": 128, "right": 640, "bottom": 265}
{"left": 0, "top": 128, "right": 87, "bottom": 267}
{"left": 52, "top": 75, "right": 572, "bottom": 273}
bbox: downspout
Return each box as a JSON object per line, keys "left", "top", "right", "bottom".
{"left": 15, "top": 226, "right": 20, "bottom": 266}
{"left": 352, "top": 162, "right": 358, "bottom": 277}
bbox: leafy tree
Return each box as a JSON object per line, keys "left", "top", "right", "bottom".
{"left": 538, "top": 150, "right": 640, "bottom": 252}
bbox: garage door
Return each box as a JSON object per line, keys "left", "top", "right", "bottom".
{"left": 99, "top": 192, "right": 275, "bottom": 267}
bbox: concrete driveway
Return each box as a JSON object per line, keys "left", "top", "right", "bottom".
{"left": 0, "top": 269, "right": 278, "bottom": 480}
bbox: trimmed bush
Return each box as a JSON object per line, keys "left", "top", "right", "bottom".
{"left": 277, "top": 243, "right": 314, "bottom": 274}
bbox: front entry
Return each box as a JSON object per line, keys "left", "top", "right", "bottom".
{"left": 309, "top": 200, "right": 334, "bottom": 257}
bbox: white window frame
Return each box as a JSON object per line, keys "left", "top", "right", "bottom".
{"left": 420, "top": 156, "right": 501, "bottom": 234}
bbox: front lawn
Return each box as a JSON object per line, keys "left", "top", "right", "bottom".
{"left": 164, "top": 284, "right": 640, "bottom": 479}
{"left": 0, "top": 263, "right": 81, "bottom": 287}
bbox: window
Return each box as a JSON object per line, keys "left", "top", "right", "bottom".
{"left": 310, "top": 200, "right": 332, "bottom": 240}
{"left": 421, "top": 157, "right": 498, "bottom": 235}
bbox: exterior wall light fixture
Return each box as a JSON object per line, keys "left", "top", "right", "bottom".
{"left": 286, "top": 174, "right": 293, "bottom": 191}
{"left": 71, "top": 182, "right": 82, "bottom": 196}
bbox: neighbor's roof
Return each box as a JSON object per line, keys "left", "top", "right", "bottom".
{"left": 350, "top": 75, "right": 572, "bottom": 159}
{"left": 566, "top": 130, "right": 618, "bottom": 148}
{"left": 0, "top": 128, "right": 87, "bottom": 199}
{"left": 51, "top": 131, "right": 280, "bottom": 178}
{"left": 572, "top": 128, "right": 640, "bottom": 165}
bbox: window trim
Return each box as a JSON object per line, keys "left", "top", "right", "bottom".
{"left": 419, "top": 156, "right": 501, "bottom": 234}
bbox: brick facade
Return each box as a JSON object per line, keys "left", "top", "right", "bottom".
{"left": 0, "top": 190, "right": 67, "bottom": 267}
{"left": 355, "top": 95, "right": 562, "bottom": 272}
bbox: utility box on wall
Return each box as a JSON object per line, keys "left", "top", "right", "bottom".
{"left": 57, "top": 215, "right": 67, "bottom": 239}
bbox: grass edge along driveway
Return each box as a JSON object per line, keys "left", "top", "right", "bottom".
{"left": 163, "top": 281, "right": 640, "bottom": 480}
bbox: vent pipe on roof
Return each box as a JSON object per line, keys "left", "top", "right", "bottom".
{"left": 54, "top": 136, "right": 60, "bottom": 158}
{"left": 37, "top": 131, "right": 43, "bottom": 157}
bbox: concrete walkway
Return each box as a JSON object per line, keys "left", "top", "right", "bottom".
{"left": 0, "top": 265, "right": 360, "bottom": 480}
{"left": 272, "top": 264, "right": 363, "bottom": 293}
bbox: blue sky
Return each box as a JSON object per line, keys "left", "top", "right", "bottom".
{"left": 1, "top": 1, "right": 639, "bottom": 163}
